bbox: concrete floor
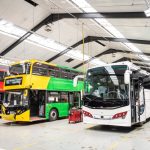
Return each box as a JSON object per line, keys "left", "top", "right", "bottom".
{"left": 0, "top": 119, "right": 150, "bottom": 150}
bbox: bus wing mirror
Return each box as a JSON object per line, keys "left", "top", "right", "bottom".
{"left": 73, "top": 75, "right": 84, "bottom": 87}
{"left": 124, "top": 70, "right": 131, "bottom": 84}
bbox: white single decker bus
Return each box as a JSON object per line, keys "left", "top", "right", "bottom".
{"left": 82, "top": 61, "right": 150, "bottom": 127}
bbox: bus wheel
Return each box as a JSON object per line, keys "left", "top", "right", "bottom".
{"left": 49, "top": 109, "right": 58, "bottom": 121}
{"left": 138, "top": 122, "right": 144, "bottom": 127}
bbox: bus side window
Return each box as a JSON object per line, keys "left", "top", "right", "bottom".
{"left": 32, "top": 63, "right": 49, "bottom": 76}
{"left": 47, "top": 92, "right": 61, "bottom": 103}
{"left": 61, "top": 69, "right": 68, "bottom": 79}
{"left": 49, "top": 67, "right": 61, "bottom": 78}
{"left": 61, "top": 92, "right": 68, "bottom": 103}
{"left": 68, "top": 70, "right": 72, "bottom": 79}
{"left": 54, "top": 67, "right": 60, "bottom": 78}
{"left": 48, "top": 66, "right": 55, "bottom": 77}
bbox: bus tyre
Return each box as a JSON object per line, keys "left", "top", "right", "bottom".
{"left": 136, "top": 121, "right": 144, "bottom": 127}
{"left": 49, "top": 109, "right": 58, "bottom": 121}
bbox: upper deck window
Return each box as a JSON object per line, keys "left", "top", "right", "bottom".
{"left": 32, "top": 62, "right": 83, "bottom": 79}
{"left": 9, "top": 63, "right": 31, "bottom": 75}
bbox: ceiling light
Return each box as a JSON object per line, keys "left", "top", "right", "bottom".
{"left": 0, "top": 19, "right": 66, "bottom": 52}
{"left": 90, "top": 59, "right": 105, "bottom": 66}
{"left": 67, "top": 50, "right": 89, "bottom": 61}
{"left": 144, "top": 8, "right": 150, "bottom": 17}
{"left": 0, "top": 19, "right": 26, "bottom": 37}
{"left": 124, "top": 43, "right": 141, "bottom": 53}
{"left": 0, "top": 19, "right": 105, "bottom": 67}
{"left": 139, "top": 54, "right": 150, "bottom": 61}
{"left": 0, "top": 58, "right": 12, "bottom": 65}
{"left": 71, "top": 0, "right": 150, "bottom": 62}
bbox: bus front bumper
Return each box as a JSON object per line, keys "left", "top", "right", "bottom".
{"left": 2, "top": 110, "right": 30, "bottom": 122}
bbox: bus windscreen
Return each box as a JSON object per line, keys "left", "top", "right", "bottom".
{"left": 84, "top": 65, "right": 129, "bottom": 108}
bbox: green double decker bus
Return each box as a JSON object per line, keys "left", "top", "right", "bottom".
{"left": 1, "top": 59, "right": 84, "bottom": 122}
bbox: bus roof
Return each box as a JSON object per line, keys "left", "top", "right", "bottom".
{"left": 87, "top": 61, "right": 149, "bottom": 75}
{"left": 88, "top": 61, "right": 138, "bottom": 70}
{"left": 10, "top": 59, "right": 82, "bottom": 73}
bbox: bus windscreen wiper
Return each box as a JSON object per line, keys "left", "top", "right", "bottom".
{"left": 83, "top": 95, "right": 103, "bottom": 102}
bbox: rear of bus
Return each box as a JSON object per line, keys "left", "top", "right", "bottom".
{"left": 82, "top": 64, "right": 131, "bottom": 127}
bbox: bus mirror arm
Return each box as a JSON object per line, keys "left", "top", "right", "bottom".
{"left": 73, "top": 75, "right": 84, "bottom": 87}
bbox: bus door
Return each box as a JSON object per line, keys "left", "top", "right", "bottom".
{"left": 137, "top": 80, "right": 146, "bottom": 123}
{"left": 38, "top": 90, "right": 46, "bottom": 117}
{"left": 29, "top": 90, "right": 46, "bottom": 117}
{"left": 132, "top": 79, "right": 146, "bottom": 123}
{"left": 131, "top": 79, "right": 137, "bottom": 123}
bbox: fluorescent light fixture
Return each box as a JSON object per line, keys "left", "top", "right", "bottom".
{"left": 71, "top": 0, "right": 150, "bottom": 62}
{"left": 67, "top": 50, "right": 89, "bottom": 61}
{"left": 0, "top": 58, "right": 12, "bottom": 65}
{"left": 139, "top": 54, "right": 150, "bottom": 61}
{"left": 144, "top": 8, "right": 150, "bottom": 17}
{"left": 0, "top": 19, "right": 105, "bottom": 67}
{"left": 90, "top": 58, "right": 105, "bottom": 66}
{"left": 0, "top": 19, "right": 66, "bottom": 52}
{"left": 0, "top": 30, "right": 18, "bottom": 39}
{"left": 72, "top": 0, "right": 94, "bottom": 12}
{"left": 28, "top": 34, "right": 66, "bottom": 52}
{"left": 66, "top": 50, "right": 106, "bottom": 66}
{"left": 95, "top": 19, "right": 125, "bottom": 38}
{"left": 0, "top": 19, "right": 26, "bottom": 37}
{"left": 124, "top": 43, "right": 141, "bottom": 53}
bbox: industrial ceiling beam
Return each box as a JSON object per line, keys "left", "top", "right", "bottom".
{"left": 95, "top": 40, "right": 106, "bottom": 47}
{"left": 134, "top": 63, "right": 150, "bottom": 68}
{"left": 113, "top": 57, "right": 150, "bottom": 72}
{"left": 46, "top": 36, "right": 92, "bottom": 62}
{"left": 132, "top": 63, "right": 150, "bottom": 72}
{"left": 51, "top": 12, "right": 147, "bottom": 19}
{"left": 88, "top": 36, "right": 150, "bottom": 45}
{"left": 73, "top": 48, "right": 150, "bottom": 69}
{"left": 0, "top": 14, "right": 61, "bottom": 56}
{"left": 0, "top": 12, "right": 148, "bottom": 56}
{"left": 47, "top": 35, "right": 150, "bottom": 62}
{"left": 113, "top": 57, "right": 140, "bottom": 63}
{"left": 97, "top": 49, "right": 150, "bottom": 56}
{"left": 113, "top": 57, "right": 150, "bottom": 64}
{"left": 73, "top": 48, "right": 119, "bottom": 69}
